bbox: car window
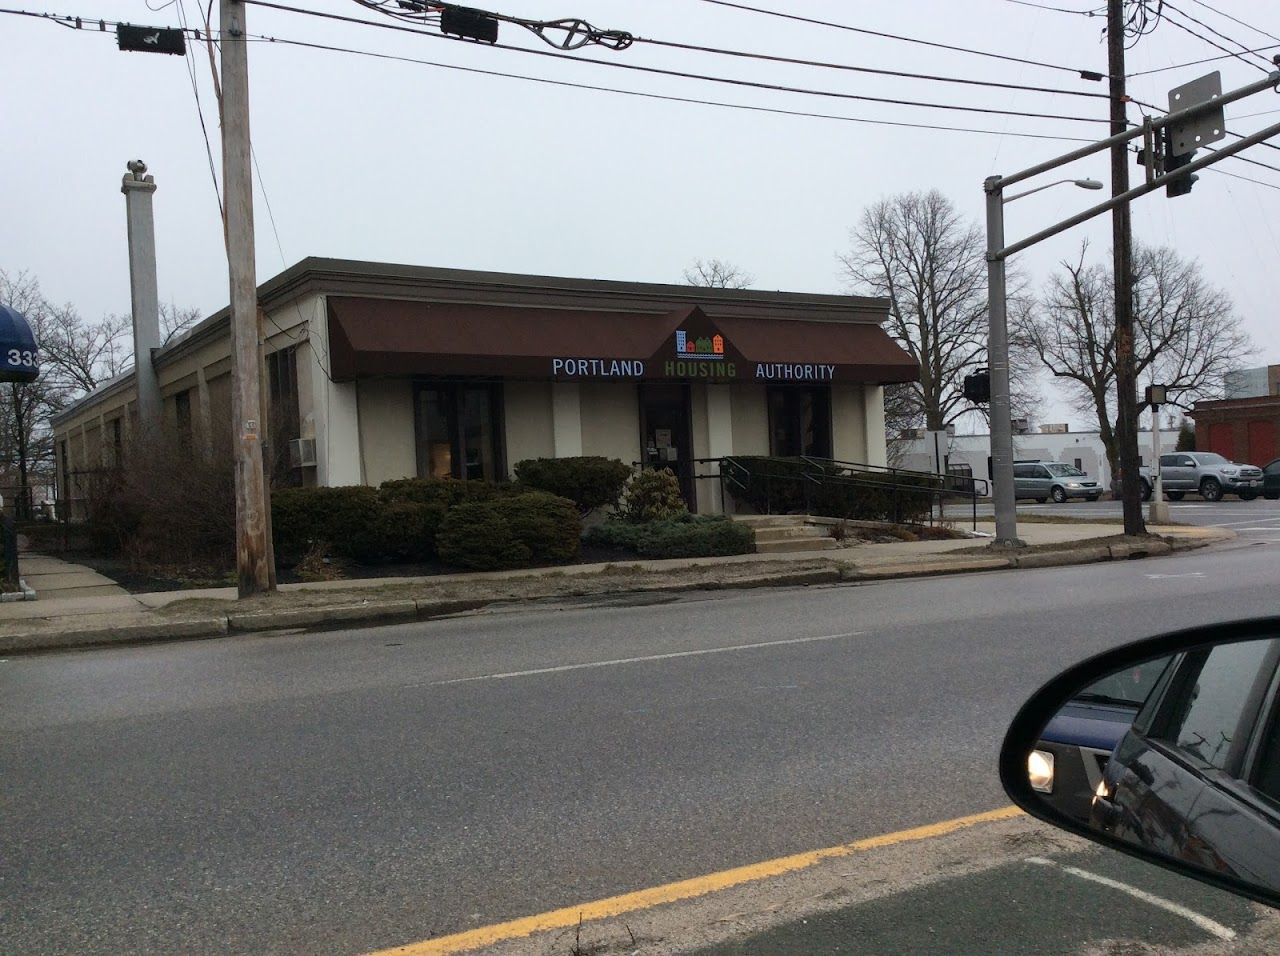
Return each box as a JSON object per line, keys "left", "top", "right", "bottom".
{"left": 1155, "top": 639, "right": 1277, "bottom": 773}
{"left": 1265, "top": 460, "right": 1280, "bottom": 476}
{"left": 1250, "top": 698, "right": 1280, "bottom": 802}
{"left": 1035, "top": 466, "right": 1051, "bottom": 478}
{"left": 1179, "top": 456, "right": 1196, "bottom": 467}
{"left": 1160, "top": 454, "right": 1180, "bottom": 467}
{"left": 1046, "top": 464, "right": 1084, "bottom": 477}
{"left": 1194, "top": 453, "right": 1227, "bottom": 466}
{"left": 1076, "top": 657, "right": 1172, "bottom": 707}
{"left": 1013, "top": 464, "right": 1034, "bottom": 478}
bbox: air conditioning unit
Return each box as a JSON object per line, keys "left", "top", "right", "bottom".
{"left": 288, "top": 437, "right": 317, "bottom": 468}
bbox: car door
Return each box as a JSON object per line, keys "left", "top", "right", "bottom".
{"left": 1162, "top": 453, "right": 1196, "bottom": 491}
{"left": 1032, "top": 464, "right": 1053, "bottom": 499}
{"left": 1013, "top": 463, "right": 1035, "bottom": 499}
{"left": 1097, "top": 639, "right": 1280, "bottom": 878}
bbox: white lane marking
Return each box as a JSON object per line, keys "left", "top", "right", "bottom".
{"left": 423, "top": 632, "right": 863, "bottom": 686}
{"left": 1146, "top": 572, "right": 1205, "bottom": 579}
{"left": 1203, "top": 517, "right": 1280, "bottom": 528}
{"left": 1024, "top": 857, "right": 1236, "bottom": 941}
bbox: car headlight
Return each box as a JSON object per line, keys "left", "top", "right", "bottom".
{"left": 1221, "top": 467, "right": 1239, "bottom": 475}
{"left": 1066, "top": 482, "right": 1081, "bottom": 488}
{"left": 1028, "top": 749, "right": 1055, "bottom": 793}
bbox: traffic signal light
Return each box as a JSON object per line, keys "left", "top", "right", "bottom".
{"left": 963, "top": 368, "right": 990, "bottom": 404}
{"left": 1164, "top": 127, "right": 1198, "bottom": 198}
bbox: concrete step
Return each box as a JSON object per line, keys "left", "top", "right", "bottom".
{"left": 732, "top": 514, "right": 816, "bottom": 528}
{"left": 754, "top": 537, "right": 840, "bottom": 554}
{"left": 752, "top": 526, "right": 830, "bottom": 543}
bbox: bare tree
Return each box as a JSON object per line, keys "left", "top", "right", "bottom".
{"left": 840, "top": 190, "right": 1003, "bottom": 431}
{"left": 41, "top": 306, "right": 131, "bottom": 394}
{"left": 0, "top": 270, "right": 71, "bottom": 516}
{"left": 161, "top": 302, "right": 202, "bottom": 343}
{"left": 1013, "top": 241, "right": 1252, "bottom": 479}
{"left": 683, "top": 258, "right": 753, "bottom": 289}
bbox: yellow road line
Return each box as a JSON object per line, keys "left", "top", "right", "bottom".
{"left": 365, "top": 805, "right": 1023, "bottom": 956}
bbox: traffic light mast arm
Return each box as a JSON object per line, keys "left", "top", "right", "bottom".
{"left": 993, "top": 70, "right": 1278, "bottom": 195}
{"left": 994, "top": 113, "right": 1280, "bottom": 260}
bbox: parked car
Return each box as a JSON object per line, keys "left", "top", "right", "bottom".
{"left": 1090, "top": 635, "right": 1280, "bottom": 891}
{"left": 1013, "top": 461, "right": 1102, "bottom": 503}
{"left": 1002, "top": 619, "right": 1280, "bottom": 908}
{"left": 1134, "top": 451, "right": 1266, "bottom": 502}
{"left": 1030, "top": 658, "right": 1171, "bottom": 824}
{"left": 1264, "top": 458, "right": 1280, "bottom": 501}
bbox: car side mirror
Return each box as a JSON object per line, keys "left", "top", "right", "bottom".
{"left": 1000, "top": 618, "right": 1280, "bottom": 909}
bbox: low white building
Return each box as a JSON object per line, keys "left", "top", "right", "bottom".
{"left": 898, "top": 425, "right": 1182, "bottom": 493}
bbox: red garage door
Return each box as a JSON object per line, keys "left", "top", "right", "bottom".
{"left": 1248, "top": 420, "right": 1276, "bottom": 466}
{"left": 1208, "top": 422, "right": 1236, "bottom": 460}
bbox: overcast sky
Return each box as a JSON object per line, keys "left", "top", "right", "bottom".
{"left": 4, "top": 0, "right": 1278, "bottom": 429}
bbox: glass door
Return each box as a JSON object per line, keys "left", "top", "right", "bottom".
{"left": 415, "top": 382, "right": 504, "bottom": 481}
{"left": 639, "top": 383, "right": 695, "bottom": 510}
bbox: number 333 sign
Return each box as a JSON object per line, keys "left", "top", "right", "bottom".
{"left": 0, "top": 304, "right": 40, "bottom": 384}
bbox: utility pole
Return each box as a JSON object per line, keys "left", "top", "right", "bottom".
{"left": 1108, "top": 0, "right": 1146, "bottom": 537}
{"left": 220, "top": 0, "right": 274, "bottom": 596}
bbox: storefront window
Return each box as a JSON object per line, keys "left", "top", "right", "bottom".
{"left": 767, "top": 386, "right": 832, "bottom": 459}
{"left": 415, "top": 383, "right": 503, "bottom": 481}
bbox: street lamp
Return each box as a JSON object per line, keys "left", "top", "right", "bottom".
{"left": 985, "top": 175, "right": 1104, "bottom": 547}
{"left": 1004, "top": 178, "right": 1104, "bottom": 202}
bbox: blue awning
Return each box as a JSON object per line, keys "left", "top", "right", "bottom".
{"left": 0, "top": 303, "right": 39, "bottom": 383}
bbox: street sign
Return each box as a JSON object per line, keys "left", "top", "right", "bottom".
{"left": 116, "top": 24, "right": 187, "bottom": 56}
{"left": 1167, "top": 72, "right": 1224, "bottom": 157}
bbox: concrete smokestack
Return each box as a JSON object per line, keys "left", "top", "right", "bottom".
{"left": 121, "top": 159, "right": 161, "bottom": 430}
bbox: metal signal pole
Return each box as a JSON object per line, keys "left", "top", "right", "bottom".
{"left": 220, "top": 0, "right": 275, "bottom": 596}
{"left": 1108, "top": 0, "right": 1146, "bottom": 537}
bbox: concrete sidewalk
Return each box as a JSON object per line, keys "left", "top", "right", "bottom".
{"left": 0, "top": 520, "right": 1231, "bottom": 654}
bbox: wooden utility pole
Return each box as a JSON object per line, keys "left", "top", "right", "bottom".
{"left": 1107, "top": 0, "right": 1146, "bottom": 538}
{"left": 220, "top": 0, "right": 275, "bottom": 596}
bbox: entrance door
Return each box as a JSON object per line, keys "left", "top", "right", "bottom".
{"left": 639, "top": 383, "right": 695, "bottom": 510}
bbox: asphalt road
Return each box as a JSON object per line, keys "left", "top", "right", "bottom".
{"left": 954, "top": 495, "right": 1280, "bottom": 539}
{"left": 4, "top": 538, "right": 1280, "bottom": 954}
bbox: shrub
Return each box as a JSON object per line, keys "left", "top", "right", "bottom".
{"left": 621, "top": 469, "right": 687, "bottom": 523}
{"left": 79, "top": 420, "right": 235, "bottom": 571}
{"left": 583, "top": 519, "right": 648, "bottom": 553}
{"left": 373, "top": 500, "right": 443, "bottom": 563}
{"left": 635, "top": 514, "right": 755, "bottom": 559}
{"left": 379, "top": 476, "right": 510, "bottom": 508}
{"left": 495, "top": 492, "right": 581, "bottom": 563}
{"left": 435, "top": 492, "right": 582, "bottom": 570}
{"left": 513, "top": 457, "right": 631, "bottom": 516}
{"left": 271, "top": 485, "right": 383, "bottom": 565}
{"left": 436, "top": 501, "right": 531, "bottom": 571}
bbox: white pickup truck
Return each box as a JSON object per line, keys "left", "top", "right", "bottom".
{"left": 1134, "top": 451, "right": 1266, "bottom": 502}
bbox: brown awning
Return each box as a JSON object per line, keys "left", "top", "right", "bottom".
{"left": 327, "top": 297, "right": 917, "bottom": 385}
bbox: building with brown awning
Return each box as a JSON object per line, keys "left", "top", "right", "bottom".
{"left": 52, "top": 259, "right": 918, "bottom": 514}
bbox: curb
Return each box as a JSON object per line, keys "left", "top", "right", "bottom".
{"left": 1, "top": 533, "right": 1228, "bottom": 654}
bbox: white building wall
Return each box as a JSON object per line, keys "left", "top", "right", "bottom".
{"left": 578, "top": 382, "right": 641, "bottom": 468}
{"left": 503, "top": 381, "right": 556, "bottom": 476}
{"left": 899, "top": 428, "right": 1181, "bottom": 491}
{"left": 357, "top": 379, "right": 416, "bottom": 486}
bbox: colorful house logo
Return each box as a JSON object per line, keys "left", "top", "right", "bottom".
{"left": 674, "top": 329, "right": 726, "bottom": 360}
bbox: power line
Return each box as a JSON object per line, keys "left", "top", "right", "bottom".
{"left": 693, "top": 0, "right": 1107, "bottom": 80}
{"left": 1127, "top": 41, "right": 1280, "bottom": 76}
{"left": 246, "top": 33, "right": 1101, "bottom": 144}
{"left": 239, "top": 0, "right": 1109, "bottom": 125}
{"left": 1003, "top": 0, "right": 1104, "bottom": 14}
{"left": 1204, "top": 165, "right": 1280, "bottom": 192}
{"left": 175, "top": 0, "right": 223, "bottom": 221}
{"left": 1186, "top": 0, "right": 1280, "bottom": 45}
{"left": 1154, "top": 1, "right": 1276, "bottom": 74}
{"left": 627, "top": 35, "right": 1109, "bottom": 100}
